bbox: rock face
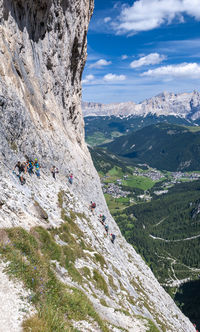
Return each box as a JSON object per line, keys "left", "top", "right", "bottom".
{"left": 0, "top": 1, "right": 196, "bottom": 331}
{"left": 82, "top": 90, "right": 200, "bottom": 119}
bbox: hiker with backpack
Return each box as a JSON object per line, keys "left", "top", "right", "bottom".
{"left": 99, "top": 214, "right": 105, "bottom": 225}
{"left": 14, "top": 161, "right": 24, "bottom": 176}
{"left": 51, "top": 166, "right": 59, "bottom": 179}
{"left": 102, "top": 215, "right": 106, "bottom": 223}
{"left": 110, "top": 233, "right": 116, "bottom": 244}
{"left": 34, "top": 158, "right": 40, "bottom": 178}
{"left": 99, "top": 214, "right": 106, "bottom": 225}
{"left": 27, "top": 160, "right": 34, "bottom": 175}
{"left": 90, "top": 201, "right": 96, "bottom": 213}
{"left": 104, "top": 224, "right": 109, "bottom": 235}
{"left": 68, "top": 173, "right": 73, "bottom": 184}
{"left": 13, "top": 161, "right": 26, "bottom": 185}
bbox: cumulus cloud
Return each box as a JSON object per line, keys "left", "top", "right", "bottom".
{"left": 104, "top": 73, "right": 126, "bottom": 81}
{"left": 121, "top": 55, "right": 128, "bottom": 60}
{"left": 90, "top": 59, "right": 112, "bottom": 68}
{"left": 82, "top": 75, "right": 95, "bottom": 84}
{"left": 115, "top": 0, "right": 200, "bottom": 34}
{"left": 104, "top": 17, "right": 111, "bottom": 23}
{"left": 130, "top": 53, "right": 166, "bottom": 68}
{"left": 141, "top": 63, "right": 200, "bottom": 79}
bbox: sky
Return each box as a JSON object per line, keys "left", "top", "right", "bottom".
{"left": 82, "top": 0, "right": 200, "bottom": 104}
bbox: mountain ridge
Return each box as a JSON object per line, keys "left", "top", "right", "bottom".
{"left": 82, "top": 90, "right": 200, "bottom": 120}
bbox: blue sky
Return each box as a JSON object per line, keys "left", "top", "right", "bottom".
{"left": 82, "top": 0, "right": 200, "bottom": 104}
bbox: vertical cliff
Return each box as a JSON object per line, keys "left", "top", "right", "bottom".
{"left": 0, "top": 1, "right": 196, "bottom": 331}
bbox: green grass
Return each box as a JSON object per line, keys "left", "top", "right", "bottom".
{"left": 108, "top": 275, "right": 118, "bottom": 291}
{"left": 104, "top": 194, "right": 131, "bottom": 214}
{"left": 186, "top": 126, "right": 200, "bottom": 133}
{"left": 86, "top": 132, "right": 112, "bottom": 146}
{"left": 80, "top": 266, "right": 91, "bottom": 279}
{"left": 0, "top": 199, "right": 109, "bottom": 332}
{"left": 93, "top": 269, "right": 109, "bottom": 296}
{"left": 122, "top": 175, "right": 155, "bottom": 190}
{"left": 100, "top": 298, "right": 108, "bottom": 307}
{"left": 146, "top": 319, "right": 161, "bottom": 332}
{"left": 108, "top": 166, "right": 124, "bottom": 177}
{"left": 94, "top": 253, "right": 107, "bottom": 268}
{"left": 58, "top": 190, "right": 64, "bottom": 208}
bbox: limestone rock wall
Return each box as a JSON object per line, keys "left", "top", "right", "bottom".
{"left": 0, "top": 0, "right": 100, "bottom": 205}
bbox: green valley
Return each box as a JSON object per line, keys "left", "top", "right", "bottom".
{"left": 105, "top": 123, "right": 200, "bottom": 171}
{"left": 85, "top": 115, "right": 194, "bottom": 146}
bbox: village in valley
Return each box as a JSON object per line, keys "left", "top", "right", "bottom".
{"left": 101, "top": 165, "right": 200, "bottom": 203}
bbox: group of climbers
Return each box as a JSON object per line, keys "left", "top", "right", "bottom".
{"left": 89, "top": 203, "right": 116, "bottom": 244}
{"left": 14, "top": 159, "right": 74, "bottom": 187}
{"left": 50, "top": 166, "right": 73, "bottom": 185}
{"left": 99, "top": 213, "right": 116, "bottom": 244}
{"left": 13, "top": 158, "right": 40, "bottom": 185}
{"left": 13, "top": 159, "right": 115, "bottom": 244}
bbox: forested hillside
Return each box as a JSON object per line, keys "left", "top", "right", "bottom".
{"left": 105, "top": 123, "right": 200, "bottom": 171}
{"left": 85, "top": 115, "right": 193, "bottom": 146}
{"left": 113, "top": 180, "right": 200, "bottom": 284}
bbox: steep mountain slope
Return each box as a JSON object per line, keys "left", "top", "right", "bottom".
{"left": 0, "top": 1, "right": 196, "bottom": 331}
{"left": 105, "top": 123, "right": 200, "bottom": 171}
{"left": 82, "top": 90, "right": 200, "bottom": 120}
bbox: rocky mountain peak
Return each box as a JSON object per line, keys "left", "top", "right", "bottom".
{"left": 82, "top": 90, "right": 200, "bottom": 119}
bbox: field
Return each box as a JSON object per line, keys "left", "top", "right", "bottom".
{"left": 86, "top": 132, "right": 112, "bottom": 146}
{"left": 104, "top": 194, "right": 131, "bottom": 215}
{"left": 122, "top": 176, "right": 156, "bottom": 190}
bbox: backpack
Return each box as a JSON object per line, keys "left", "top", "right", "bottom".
{"left": 92, "top": 203, "right": 96, "bottom": 208}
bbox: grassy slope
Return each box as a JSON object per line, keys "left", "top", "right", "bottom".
{"left": 0, "top": 192, "right": 110, "bottom": 332}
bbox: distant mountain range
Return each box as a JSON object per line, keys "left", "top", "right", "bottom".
{"left": 105, "top": 123, "right": 200, "bottom": 171}
{"left": 82, "top": 90, "right": 200, "bottom": 120}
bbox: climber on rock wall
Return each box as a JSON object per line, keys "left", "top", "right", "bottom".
{"left": 99, "top": 214, "right": 106, "bottom": 225}
{"left": 110, "top": 233, "right": 116, "bottom": 244}
{"left": 28, "top": 160, "right": 34, "bottom": 175}
{"left": 68, "top": 173, "right": 73, "bottom": 184}
{"left": 51, "top": 166, "right": 59, "bottom": 179}
{"left": 104, "top": 224, "right": 109, "bottom": 235}
{"left": 34, "top": 158, "right": 40, "bottom": 178}
{"left": 90, "top": 201, "right": 96, "bottom": 213}
{"left": 13, "top": 162, "right": 26, "bottom": 185}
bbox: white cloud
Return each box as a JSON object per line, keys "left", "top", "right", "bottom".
{"left": 82, "top": 74, "right": 95, "bottom": 84}
{"left": 90, "top": 59, "right": 112, "bottom": 68}
{"left": 115, "top": 0, "right": 200, "bottom": 34}
{"left": 130, "top": 53, "right": 166, "bottom": 68}
{"left": 121, "top": 55, "right": 128, "bottom": 60}
{"left": 104, "top": 17, "right": 111, "bottom": 23}
{"left": 141, "top": 63, "right": 200, "bottom": 79}
{"left": 104, "top": 73, "right": 126, "bottom": 81}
